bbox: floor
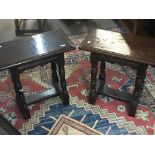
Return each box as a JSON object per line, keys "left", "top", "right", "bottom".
{"left": 0, "top": 19, "right": 118, "bottom": 43}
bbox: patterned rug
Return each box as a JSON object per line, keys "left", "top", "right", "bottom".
{"left": 1, "top": 27, "right": 155, "bottom": 135}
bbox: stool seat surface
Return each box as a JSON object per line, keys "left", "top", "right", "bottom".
{"left": 79, "top": 29, "right": 155, "bottom": 66}
{"left": 0, "top": 30, "right": 75, "bottom": 70}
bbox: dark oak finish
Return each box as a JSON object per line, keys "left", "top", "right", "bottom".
{"left": 10, "top": 67, "right": 30, "bottom": 119}
{"left": 0, "top": 30, "right": 75, "bottom": 119}
{"left": 79, "top": 29, "right": 155, "bottom": 117}
{"left": 57, "top": 53, "right": 69, "bottom": 105}
{"left": 89, "top": 53, "right": 98, "bottom": 104}
{"left": 25, "top": 88, "right": 61, "bottom": 106}
{"left": 80, "top": 29, "right": 155, "bottom": 66}
{"left": 0, "top": 30, "right": 74, "bottom": 70}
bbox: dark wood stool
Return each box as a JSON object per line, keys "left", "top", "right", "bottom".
{"left": 0, "top": 30, "right": 75, "bottom": 119}
{"left": 79, "top": 28, "right": 155, "bottom": 117}
{"left": 14, "top": 19, "right": 47, "bottom": 36}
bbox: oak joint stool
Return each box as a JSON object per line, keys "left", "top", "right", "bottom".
{"left": 79, "top": 28, "right": 155, "bottom": 117}
{"left": 0, "top": 30, "right": 75, "bottom": 119}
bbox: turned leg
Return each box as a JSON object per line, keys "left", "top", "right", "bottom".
{"left": 99, "top": 59, "right": 106, "bottom": 86}
{"left": 42, "top": 19, "right": 47, "bottom": 32}
{"left": 89, "top": 53, "right": 98, "bottom": 105}
{"left": 37, "top": 19, "right": 47, "bottom": 33}
{"left": 15, "top": 19, "right": 21, "bottom": 36}
{"left": 57, "top": 53, "right": 69, "bottom": 105}
{"left": 14, "top": 19, "right": 19, "bottom": 30}
{"left": 128, "top": 64, "right": 148, "bottom": 117}
{"left": 37, "top": 19, "right": 43, "bottom": 32}
{"left": 10, "top": 68, "right": 30, "bottom": 119}
{"left": 51, "top": 60, "right": 59, "bottom": 86}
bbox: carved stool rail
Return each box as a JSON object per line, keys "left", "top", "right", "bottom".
{"left": 79, "top": 28, "right": 155, "bottom": 117}
{"left": 0, "top": 30, "right": 75, "bottom": 119}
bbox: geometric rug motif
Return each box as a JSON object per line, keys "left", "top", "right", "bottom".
{"left": 20, "top": 96, "right": 146, "bottom": 135}
{"left": 44, "top": 115, "right": 102, "bottom": 135}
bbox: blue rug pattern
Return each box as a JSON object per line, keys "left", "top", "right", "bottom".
{"left": 20, "top": 96, "right": 145, "bottom": 135}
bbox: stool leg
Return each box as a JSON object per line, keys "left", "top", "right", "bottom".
{"left": 15, "top": 19, "right": 21, "bottom": 36}
{"left": 51, "top": 60, "right": 59, "bottom": 86}
{"left": 10, "top": 68, "right": 30, "bottom": 119}
{"left": 42, "top": 19, "right": 47, "bottom": 32}
{"left": 129, "top": 64, "right": 148, "bottom": 117}
{"left": 99, "top": 60, "right": 106, "bottom": 86}
{"left": 37, "top": 19, "right": 43, "bottom": 32}
{"left": 0, "top": 114, "right": 21, "bottom": 135}
{"left": 57, "top": 53, "right": 69, "bottom": 105}
{"left": 89, "top": 53, "right": 98, "bottom": 105}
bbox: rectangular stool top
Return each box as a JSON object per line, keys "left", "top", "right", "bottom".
{"left": 79, "top": 29, "right": 155, "bottom": 66}
{"left": 0, "top": 30, "right": 75, "bottom": 70}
